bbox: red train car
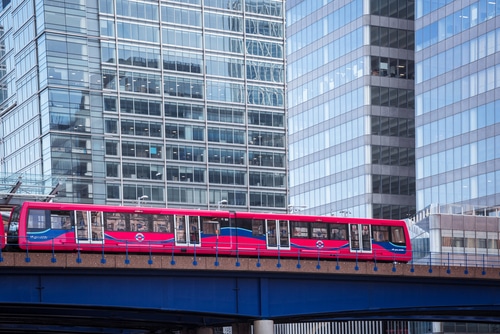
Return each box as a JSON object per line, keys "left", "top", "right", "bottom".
{"left": 6, "top": 201, "right": 412, "bottom": 262}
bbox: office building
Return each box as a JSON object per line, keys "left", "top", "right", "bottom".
{"left": 412, "top": 0, "right": 500, "bottom": 297}
{"left": 287, "top": 0, "right": 500, "bottom": 330}
{"left": 414, "top": 2, "right": 500, "bottom": 333}
{"left": 286, "top": 0, "right": 416, "bottom": 219}
{"left": 0, "top": 0, "right": 287, "bottom": 211}
{"left": 415, "top": 0, "right": 500, "bottom": 211}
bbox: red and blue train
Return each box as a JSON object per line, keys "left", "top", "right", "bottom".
{"left": 2, "top": 201, "right": 412, "bottom": 262}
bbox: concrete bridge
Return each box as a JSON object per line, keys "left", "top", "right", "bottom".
{"left": 0, "top": 252, "right": 499, "bottom": 333}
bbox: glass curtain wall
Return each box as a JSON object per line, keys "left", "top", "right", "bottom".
{"left": 415, "top": 0, "right": 500, "bottom": 211}
{"left": 287, "top": 0, "right": 415, "bottom": 219}
{"left": 0, "top": 0, "right": 287, "bottom": 211}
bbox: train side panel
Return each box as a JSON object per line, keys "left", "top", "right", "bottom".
{"left": 234, "top": 212, "right": 412, "bottom": 262}
{"left": 11, "top": 202, "right": 412, "bottom": 262}
{"left": 15, "top": 202, "right": 233, "bottom": 253}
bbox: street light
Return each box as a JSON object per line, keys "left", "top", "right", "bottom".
{"left": 137, "top": 195, "right": 148, "bottom": 206}
{"left": 339, "top": 209, "right": 351, "bottom": 217}
{"left": 217, "top": 199, "right": 228, "bottom": 210}
{"left": 288, "top": 204, "right": 307, "bottom": 214}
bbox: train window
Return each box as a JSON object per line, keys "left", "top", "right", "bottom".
{"left": 90, "top": 211, "right": 104, "bottom": 240}
{"left": 290, "top": 221, "right": 308, "bottom": 238}
{"left": 349, "top": 224, "right": 360, "bottom": 250}
{"left": 27, "top": 209, "right": 49, "bottom": 231}
{"left": 238, "top": 218, "right": 252, "bottom": 235}
{"left": 219, "top": 216, "right": 230, "bottom": 229}
{"left": 391, "top": 226, "right": 405, "bottom": 244}
{"left": 175, "top": 216, "right": 186, "bottom": 243}
{"left": 75, "top": 211, "right": 89, "bottom": 239}
{"left": 90, "top": 212, "right": 101, "bottom": 226}
{"left": 104, "top": 212, "right": 128, "bottom": 231}
{"left": 7, "top": 207, "right": 20, "bottom": 237}
{"left": 266, "top": 220, "right": 277, "bottom": 247}
{"left": 154, "top": 214, "right": 173, "bottom": 232}
{"left": 312, "top": 223, "right": 328, "bottom": 239}
{"left": 188, "top": 216, "right": 199, "bottom": 243}
{"left": 330, "top": 224, "right": 347, "bottom": 240}
{"left": 202, "top": 217, "right": 220, "bottom": 235}
{"left": 372, "top": 225, "right": 389, "bottom": 242}
{"left": 361, "top": 225, "right": 371, "bottom": 250}
{"left": 252, "top": 219, "right": 265, "bottom": 236}
{"left": 130, "top": 213, "right": 150, "bottom": 232}
{"left": 50, "top": 211, "right": 72, "bottom": 229}
{"left": 279, "top": 220, "right": 289, "bottom": 247}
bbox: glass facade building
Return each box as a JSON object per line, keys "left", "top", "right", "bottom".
{"left": 286, "top": 0, "right": 416, "bottom": 219}
{"left": 414, "top": 2, "right": 500, "bottom": 332}
{"left": 414, "top": 2, "right": 500, "bottom": 331}
{"left": 415, "top": 0, "right": 500, "bottom": 211}
{"left": 0, "top": 0, "right": 287, "bottom": 211}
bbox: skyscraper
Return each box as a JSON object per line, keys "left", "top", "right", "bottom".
{"left": 413, "top": 2, "right": 500, "bottom": 332}
{"left": 0, "top": 0, "right": 287, "bottom": 211}
{"left": 412, "top": 0, "right": 500, "bottom": 296}
{"left": 286, "top": 0, "right": 416, "bottom": 219}
{"left": 415, "top": 0, "right": 500, "bottom": 212}
{"left": 285, "top": 3, "right": 500, "bottom": 334}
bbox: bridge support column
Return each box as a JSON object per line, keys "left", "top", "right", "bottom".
{"left": 196, "top": 327, "right": 213, "bottom": 334}
{"left": 253, "top": 320, "right": 273, "bottom": 334}
{"left": 232, "top": 322, "right": 251, "bottom": 334}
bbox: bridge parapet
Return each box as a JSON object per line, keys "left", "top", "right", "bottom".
{"left": 1, "top": 252, "right": 499, "bottom": 280}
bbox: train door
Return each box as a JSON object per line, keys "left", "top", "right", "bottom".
{"left": 265, "top": 219, "right": 290, "bottom": 249}
{"left": 75, "top": 210, "right": 104, "bottom": 244}
{"left": 175, "top": 215, "right": 200, "bottom": 246}
{"left": 188, "top": 216, "right": 200, "bottom": 245}
{"left": 349, "top": 223, "right": 372, "bottom": 252}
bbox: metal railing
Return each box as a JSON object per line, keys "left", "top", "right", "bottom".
{"left": 3, "top": 237, "right": 500, "bottom": 273}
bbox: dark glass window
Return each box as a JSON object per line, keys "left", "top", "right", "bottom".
{"left": 106, "top": 163, "right": 119, "bottom": 177}
{"left": 104, "top": 97, "right": 117, "bottom": 111}
{"left": 105, "top": 141, "right": 118, "bottom": 155}
{"left": 311, "top": 223, "right": 328, "bottom": 239}
{"left": 330, "top": 224, "right": 347, "bottom": 240}
{"left": 107, "top": 185, "right": 120, "bottom": 199}
{"left": 370, "top": 0, "right": 414, "bottom": 20}
{"left": 290, "top": 221, "right": 308, "bottom": 238}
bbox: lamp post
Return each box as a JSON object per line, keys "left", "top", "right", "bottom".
{"left": 137, "top": 195, "right": 148, "bottom": 206}
{"left": 339, "top": 209, "right": 351, "bottom": 217}
{"left": 217, "top": 199, "right": 227, "bottom": 210}
{"left": 288, "top": 204, "right": 307, "bottom": 214}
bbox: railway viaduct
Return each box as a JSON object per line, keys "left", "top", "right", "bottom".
{"left": 1, "top": 252, "right": 500, "bottom": 333}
